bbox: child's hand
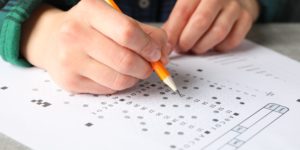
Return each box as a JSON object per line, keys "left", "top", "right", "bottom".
{"left": 163, "top": 0, "right": 259, "bottom": 54}
{"left": 21, "top": 0, "right": 168, "bottom": 94}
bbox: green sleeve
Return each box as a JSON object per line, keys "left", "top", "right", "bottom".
{"left": 257, "top": 0, "right": 287, "bottom": 22}
{"left": 0, "top": 0, "right": 42, "bottom": 67}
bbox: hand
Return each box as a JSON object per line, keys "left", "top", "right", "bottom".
{"left": 21, "top": 0, "right": 168, "bottom": 94}
{"left": 163, "top": 0, "right": 259, "bottom": 54}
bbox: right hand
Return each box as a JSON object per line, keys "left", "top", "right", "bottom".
{"left": 21, "top": 0, "right": 168, "bottom": 94}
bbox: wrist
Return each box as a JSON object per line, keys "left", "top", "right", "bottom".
{"left": 21, "top": 4, "right": 65, "bottom": 69}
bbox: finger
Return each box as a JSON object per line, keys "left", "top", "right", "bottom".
{"left": 192, "top": 1, "right": 241, "bottom": 54}
{"left": 140, "top": 23, "right": 170, "bottom": 64}
{"left": 215, "top": 10, "right": 253, "bottom": 52}
{"left": 72, "top": 76, "right": 116, "bottom": 94}
{"left": 162, "top": 0, "right": 200, "bottom": 49}
{"left": 82, "top": 26, "right": 152, "bottom": 79}
{"left": 178, "top": 0, "right": 225, "bottom": 52}
{"left": 79, "top": 0, "right": 162, "bottom": 62}
{"left": 79, "top": 57, "right": 139, "bottom": 91}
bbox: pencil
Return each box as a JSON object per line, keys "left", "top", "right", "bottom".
{"left": 104, "top": 0, "right": 181, "bottom": 96}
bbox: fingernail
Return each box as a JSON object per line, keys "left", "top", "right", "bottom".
{"left": 150, "top": 47, "right": 161, "bottom": 61}
{"left": 161, "top": 53, "right": 169, "bottom": 65}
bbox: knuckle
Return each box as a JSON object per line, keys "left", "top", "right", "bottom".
{"left": 212, "top": 24, "right": 229, "bottom": 41}
{"left": 179, "top": 38, "right": 194, "bottom": 51}
{"left": 112, "top": 74, "right": 135, "bottom": 90}
{"left": 59, "top": 21, "right": 80, "bottom": 38}
{"left": 242, "top": 10, "right": 253, "bottom": 23}
{"left": 119, "top": 19, "right": 138, "bottom": 45}
{"left": 192, "top": 13, "right": 211, "bottom": 30}
{"left": 118, "top": 52, "right": 135, "bottom": 73}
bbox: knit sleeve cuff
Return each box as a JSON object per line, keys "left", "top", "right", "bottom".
{"left": 0, "top": 0, "right": 42, "bottom": 67}
{"left": 257, "top": 0, "right": 286, "bottom": 22}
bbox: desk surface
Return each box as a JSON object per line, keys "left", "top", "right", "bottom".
{"left": 1, "top": 23, "right": 300, "bottom": 150}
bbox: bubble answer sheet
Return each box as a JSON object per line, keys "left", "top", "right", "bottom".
{"left": 0, "top": 40, "right": 300, "bottom": 150}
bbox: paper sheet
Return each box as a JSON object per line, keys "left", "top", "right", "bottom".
{"left": 0, "top": 40, "right": 300, "bottom": 150}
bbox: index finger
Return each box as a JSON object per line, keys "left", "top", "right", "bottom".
{"left": 162, "top": 0, "right": 200, "bottom": 49}
{"left": 79, "top": 0, "right": 162, "bottom": 62}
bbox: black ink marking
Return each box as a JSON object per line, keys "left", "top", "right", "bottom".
{"left": 160, "top": 104, "right": 166, "bottom": 107}
{"left": 85, "top": 122, "right": 93, "bottom": 127}
{"left": 31, "top": 99, "right": 51, "bottom": 107}
{"left": 212, "top": 119, "right": 219, "bottom": 122}
{"left": 184, "top": 80, "right": 189, "bottom": 83}
{"left": 1, "top": 86, "right": 8, "bottom": 90}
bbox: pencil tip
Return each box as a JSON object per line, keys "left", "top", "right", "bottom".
{"left": 176, "top": 90, "right": 183, "bottom": 97}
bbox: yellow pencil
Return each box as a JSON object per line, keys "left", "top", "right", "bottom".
{"left": 105, "top": 0, "right": 181, "bottom": 96}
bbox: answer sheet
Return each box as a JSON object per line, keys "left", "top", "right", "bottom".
{"left": 0, "top": 40, "right": 300, "bottom": 150}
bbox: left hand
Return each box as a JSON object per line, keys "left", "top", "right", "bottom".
{"left": 163, "top": 0, "right": 260, "bottom": 54}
